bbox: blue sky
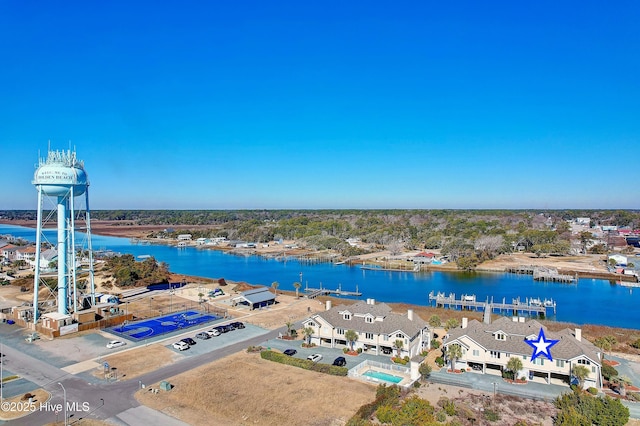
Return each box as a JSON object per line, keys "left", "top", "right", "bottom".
{"left": 1, "top": 1, "right": 638, "bottom": 210}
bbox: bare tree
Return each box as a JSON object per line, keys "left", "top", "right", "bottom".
{"left": 474, "top": 235, "right": 504, "bottom": 259}
{"left": 387, "top": 239, "right": 405, "bottom": 256}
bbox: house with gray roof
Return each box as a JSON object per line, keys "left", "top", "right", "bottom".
{"left": 301, "top": 299, "right": 431, "bottom": 358}
{"left": 443, "top": 316, "right": 603, "bottom": 389}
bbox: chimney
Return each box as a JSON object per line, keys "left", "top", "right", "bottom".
{"left": 519, "top": 317, "right": 525, "bottom": 323}
{"left": 575, "top": 328, "right": 581, "bottom": 342}
{"left": 512, "top": 317, "right": 518, "bottom": 322}
{"left": 462, "top": 317, "right": 468, "bottom": 329}
{"left": 325, "top": 300, "right": 332, "bottom": 311}
{"left": 407, "top": 309, "right": 413, "bottom": 321}
{"left": 370, "top": 298, "right": 375, "bottom": 305}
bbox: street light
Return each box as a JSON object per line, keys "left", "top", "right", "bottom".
{"left": 58, "top": 382, "right": 68, "bottom": 426}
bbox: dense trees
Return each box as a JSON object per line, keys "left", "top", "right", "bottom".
{"left": 555, "top": 389, "right": 629, "bottom": 425}
{"left": 4, "top": 209, "right": 639, "bottom": 269}
{"left": 104, "top": 254, "right": 170, "bottom": 287}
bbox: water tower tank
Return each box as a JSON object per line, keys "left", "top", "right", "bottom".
{"left": 32, "top": 150, "right": 88, "bottom": 195}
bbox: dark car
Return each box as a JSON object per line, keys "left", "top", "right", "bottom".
{"left": 181, "top": 337, "right": 197, "bottom": 345}
{"left": 382, "top": 347, "right": 393, "bottom": 355}
{"left": 215, "top": 326, "right": 229, "bottom": 333}
{"left": 230, "top": 321, "right": 245, "bottom": 329}
{"left": 283, "top": 349, "right": 297, "bottom": 356}
{"left": 332, "top": 356, "right": 347, "bottom": 367}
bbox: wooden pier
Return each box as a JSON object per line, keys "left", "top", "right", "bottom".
{"left": 507, "top": 265, "right": 577, "bottom": 283}
{"left": 428, "top": 292, "right": 556, "bottom": 316}
{"left": 304, "top": 283, "right": 362, "bottom": 299}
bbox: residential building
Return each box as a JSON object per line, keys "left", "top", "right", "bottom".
{"left": 443, "top": 317, "right": 603, "bottom": 389}
{"left": 301, "top": 299, "right": 430, "bottom": 358}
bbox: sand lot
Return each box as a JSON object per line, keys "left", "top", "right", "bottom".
{"left": 136, "top": 350, "right": 376, "bottom": 426}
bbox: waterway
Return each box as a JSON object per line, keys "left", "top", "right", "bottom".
{"left": 1, "top": 224, "right": 638, "bottom": 329}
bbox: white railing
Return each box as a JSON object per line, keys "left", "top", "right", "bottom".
{"left": 348, "top": 359, "right": 413, "bottom": 388}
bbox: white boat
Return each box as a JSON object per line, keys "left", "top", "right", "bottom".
{"left": 529, "top": 297, "right": 542, "bottom": 307}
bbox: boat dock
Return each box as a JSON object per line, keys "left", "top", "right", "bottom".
{"left": 304, "top": 283, "right": 362, "bottom": 299}
{"left": 507, "top": 265, "right": 577, "bottom": 283}
{"left": 428, "top": 291, "right": 556, "bottom": 316}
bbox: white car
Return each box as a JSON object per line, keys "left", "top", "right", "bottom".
{"left": 173, "top": 341, "right": 190, "bottom": 351}
{"left": 307, "top": 353, "right": 323, "bottom": 363}
{"left": 206, "top": 329, "right": 221, "bottom": 337}
{"left": 106, "top": 340, "right": 126, "bottom": 349}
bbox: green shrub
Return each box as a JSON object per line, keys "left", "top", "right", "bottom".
{"left": 602, "top": 363, "right": 619, "bottom": 380}
{"left": 260, "top": 350, "right": 348, "bottom": 376}
{"left": 438, "top": 398, "right": 456, "bottom": 416}
{"left": 431, "top": 339, "right": 440, "bottom": 349}
{"left": 436, "top": 410, "right": 447, "bottom": 422}
{"left": 435, "top": 356, "right": 445, "bottom": 367}
{"left": 375, "top": 404, "right": 396, "bottom": 424}
{"left": 587, "top": 387, "right": 598, "bottom": 395}
{"left": 357, "top": 348, "right": 363, "bottom": 354}
{"left": 419, "top": 363, "right": 432, "bottom": 380}
{"left": 484, "top": 409, "right": 500, "bottom": 421}
{"left": 403, "top": 356, "right": 410, "bottom": 362}
{"left": 555, "top": 388, "right": 629, "bottom": 425}
{"left": 343, "top": 347, "right": 349, "bottom": 353}
{"left": 632, "top": 338, "right": 640, "bottom": 349}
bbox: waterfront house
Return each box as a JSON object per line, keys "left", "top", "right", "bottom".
{"left": 177, "top": 234, "right": 192, "bottom": 241}
{"left": 301, "top": 299, "right": 431, "bottom": 358}
{"left": 413, "top": 252, "right": 435, "bottom": 264}
{"left": 442, "top": 317, "right": 602, "bottom": 389}
{"left": 15, "top": 246, "right": 37, "bottom": 263}
{"left": 608, "top": 254, "right": 628, "bottom": 266}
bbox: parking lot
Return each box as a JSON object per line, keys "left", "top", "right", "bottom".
{"left": 165, "top": 321, "right": 267, "bottom": 357}
{"left": 264, "top": 337, "right": 394, "bottom": 369}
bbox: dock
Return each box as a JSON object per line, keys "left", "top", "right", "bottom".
{"left": 304, "top": 283, "right": 362, "bottom": 299}
{"left": 428, "top": 291, "right": 556, "bottom": 316}
{"left": 507, "top": 265, "right": 577, "bottom": 283}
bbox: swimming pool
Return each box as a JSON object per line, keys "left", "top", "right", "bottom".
{"left": 362, "top": 369, "right": 403, "bottom": 384}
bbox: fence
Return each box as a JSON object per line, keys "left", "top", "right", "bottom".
{"left": 348, "top": 359, "right": 413, "bottom": 389}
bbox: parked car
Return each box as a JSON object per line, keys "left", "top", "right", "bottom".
{"left": 283, "top": 349, "right": 297, "bottom": 356}
{"left": 181, "top": 337, "right": 197, "bottom": 345}
{"left": 332, "top": 356, "right": 347, "bottom": 367}
{"left": 216, "top": 325, "right": 230, "bottom": 333}
{"left": 206, "top": 329, "right": 221, "bottom": 337}
{"left": 382, "top": 347, "right": 393, "bottom": 355}
{"left": 307, "top": 353, "right": 323, "bottom": 363}
{"left": 195, "top": 332, "right": 210, "bottom": 340}
{"left": 230, "top": 321, "right": 245, "bottom": 329}
{"left": 173, "top": 341, "right": 190, "bottom": 351}
{"left": 106, "top": 340, "right": 126, "bottom": 349}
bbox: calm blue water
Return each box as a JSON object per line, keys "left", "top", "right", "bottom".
{"left": 2, "top": 224, "right": 638, "bottom": 329}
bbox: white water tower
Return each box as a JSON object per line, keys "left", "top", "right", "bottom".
{"left": 32, "top": 148, "right": 95, "bottom": 321}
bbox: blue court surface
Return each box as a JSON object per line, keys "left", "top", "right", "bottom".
{"left": 109, "top": 311, "right": 220, "bottom": 341}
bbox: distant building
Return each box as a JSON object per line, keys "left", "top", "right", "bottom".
{"left": 177, "top": 234, "right": 192, "bottom": 241}
{"left": 576, "top": 217, "right": 591, "bottom": 226}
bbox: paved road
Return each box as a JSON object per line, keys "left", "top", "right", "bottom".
{"left": 7, "top": 326, "right": 284, "bottom": 425}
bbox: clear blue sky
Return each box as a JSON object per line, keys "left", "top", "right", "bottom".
{"left": 1, "top": 1, "right": 638, "bottom": 210}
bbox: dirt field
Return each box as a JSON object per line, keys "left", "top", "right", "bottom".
{"left": 136, "top": 350, "right": 376, "bottom": 426}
